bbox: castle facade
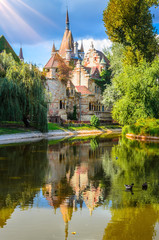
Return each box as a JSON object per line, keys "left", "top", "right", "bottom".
{"left": 44, "top": 10, "right": 111, "bottom": 122}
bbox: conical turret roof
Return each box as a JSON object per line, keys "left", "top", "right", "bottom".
{"left": 19, "top": 47, "right": 24, "bottom": 61}
{"left": 80, "top": 40, "right": 84, "bottom": 53}
{"left": 51, "top": 42, "right": 56, "bottom": 55}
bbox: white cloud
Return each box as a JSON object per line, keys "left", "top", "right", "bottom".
{"left": 78, "top": 38, "right": 112, "bottom": 53}
{"left": 13, "top": 38, "right": 112, "bottom": 67}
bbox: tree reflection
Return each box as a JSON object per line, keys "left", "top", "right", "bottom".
{"left": 102, "top": 138, "right": 159, "bottom": 240}
{"left": 0, "top": 140, "right": 48, "bottom": 227}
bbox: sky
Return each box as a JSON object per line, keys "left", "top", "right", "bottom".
{"left": 0, "top": 0, "right": 158, "bottom": 68}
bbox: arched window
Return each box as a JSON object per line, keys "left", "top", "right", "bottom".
{"left": 89, "top": 102, "right": 92, "bottom": 111}
{"left": 60, "top": 100, "right": 62, "bottom": 109}
{"left": 102, "top": 106, "right": 104, "bottom": 112}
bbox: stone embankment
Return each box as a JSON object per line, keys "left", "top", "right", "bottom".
{"left": 0, "top": 129, "right": 121, "bottom": 145}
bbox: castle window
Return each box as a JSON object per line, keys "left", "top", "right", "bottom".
{"left": 66, "top": 89, "right": 69, "bottom": 97}
{"left": 89, "top": 103, "right": 92, "bottom": 111}
{"left": 55, "top": 68, "right": 58, "bottom": 72}
{"left": 102, "top": 106, "right": 104, "bottom": 112}
{"left": 60, "top": 100, "right": 62, "bottom": 109}
{"left": 95, "top": 86, "right": 97, "bottom": 93}
{"left": 71, "top": 89, "right": 74, "bottom": 95}
{"left": 99, "top": 105, "right": 101, "bottom": 112}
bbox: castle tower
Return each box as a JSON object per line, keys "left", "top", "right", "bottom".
{"left": 66, "top": 39, "right": 71, "bottom": 62}
{"left": 80, "top": 40, "right": 84, "bottom": 60}
{"left": 51, "top": 42, "right": 56, "bottom": 56}
{"left": 74, "top": 42, "right": 78, "bottom": 58}
{"left": 59, "top": 9, "right": 74, "bottom": 58}
{"left": 19, "top": 47, "right": 24, "bottom": 62}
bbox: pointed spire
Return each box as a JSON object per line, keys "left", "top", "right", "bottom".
{"left": 66, "top": 9, "right": 69, "bottom": 30}
{"left": 19, "top": 47, "right": 24, "bottom": 62}
{"left": 91, "top": 41, "right": 94, "bottom": 49}
{"left": 81, "top": 40, "right": 84, "bottom": 53}
{"left": 51, "top": 42, "right": 56, "bottom": 56}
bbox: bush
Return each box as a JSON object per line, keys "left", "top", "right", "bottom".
{"left": 90, "top": 115, "right": 100, "bottom": 127}
{"left": 122, "top": 118, "right": 159, "bottom": 136}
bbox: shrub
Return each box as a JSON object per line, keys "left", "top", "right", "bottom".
{"left": 122, "top": 118, "right": 159, "bottom": 136}
{"left": 90, "top": 115, "right": 100, "bottom": 127}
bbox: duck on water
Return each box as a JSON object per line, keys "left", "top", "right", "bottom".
{"left": 124, "top": 183, "right": 134, "bottom": 190}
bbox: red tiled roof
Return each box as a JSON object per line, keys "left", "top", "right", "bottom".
{"left": 75, "top": 86, "right": 93, "bottom": 95}
{"left": 44, "top": 53, "right": 60, "bottom": 69}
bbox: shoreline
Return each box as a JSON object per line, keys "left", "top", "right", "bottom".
{"left": 126, "top": 133, "right": 159, "bottom": 142}
{"left": 0, "top": 129, "right": 121, "bottom": 145}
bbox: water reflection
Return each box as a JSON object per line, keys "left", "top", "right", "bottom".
{"left": 0, "top": 135, "right": 159, "bottom": 239}
{"left": 0, "top": 141, "right": 48, "bottom": 228}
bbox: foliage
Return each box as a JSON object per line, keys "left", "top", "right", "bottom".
{"left": 0, "top": 141, "right": 48, "bottom": 219}
{"left": 0, "top": 35, "right": 20, "bottom": 62}
{"left": 0, "top": 52, "right": 48, "bottom": 132}
{"left": 90, "top": 139, "right": 99, "bottom": 151}
{"left": 67, "top": 105, "right": 77, "bottom": 120}
{"left": 103, "top": 57, "right": 159, "bottom": 125}
{"left": 103, "top": 0, "right": 159, "bottom": 63}
{"left": 102, "top": 83, "right": 120, "bottom": 108}
{"left": 95, "top": 69, "right": 111, "bottom": 94}
{"left": 102, "top": 137, "right": 159, "bottom": 211}
{"left": 122, "top": 118, "right": 159, "bottom": 136}
{"left": 90, "top": 115, "right": 100, "bottom": 127}
{"left": 56, "top": 54, "right": 72, "bottom": 81}
{"left": 108, "top": 43, "right": 125, "bottom": 75}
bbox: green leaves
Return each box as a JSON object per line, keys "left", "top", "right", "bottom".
{"left": 110, "top": 59, "right": 159, "bottom": 125}
{"left": 103, "top": 0, "right": 159, "bottom": 63}
{"left": 0, "top": 52, "right": 48, "bottom": 132}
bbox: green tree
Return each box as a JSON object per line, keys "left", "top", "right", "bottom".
{"left": 0, "top": 52, "right": 48, "bottom": 132}
{"left": 103, "top": 0, "right": 159, "bottom": 63}
{"left": 103, "top": 58, "right": 159, "bottom": 125}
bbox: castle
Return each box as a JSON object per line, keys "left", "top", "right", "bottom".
{"left": 44, "top": 10, "right": 112, "bottom": 122}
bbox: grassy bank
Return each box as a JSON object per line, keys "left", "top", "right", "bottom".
{"left": 123, "top": 118, "right": 159, "bottom": 137}
{"left": 0, "top": 121, "right": 32, "bottom": 135}
{"left": 48, "top": 123, "right": 121, "bottom": 131}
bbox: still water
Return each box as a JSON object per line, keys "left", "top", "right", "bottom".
{"left": 0, "top": 134, "right": 159, "bottom": 240}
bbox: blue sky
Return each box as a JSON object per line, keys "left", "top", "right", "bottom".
{"left": 0, "top": 0, "right": 158, "bottom": 67}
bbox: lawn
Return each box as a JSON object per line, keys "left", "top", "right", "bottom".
{"left": 0, "top": 127, "right": 31, "bottom": 135}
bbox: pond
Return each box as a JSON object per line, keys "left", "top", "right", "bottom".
{"left": 0, "top": 134, "right": 159, "bottom": 240}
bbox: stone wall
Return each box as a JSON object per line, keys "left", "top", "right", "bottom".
{"left": 46, "top": 78, "right": 67, "bottom": 120}
{"left": 71, "top": 65, "right": 90, "bottom": 87}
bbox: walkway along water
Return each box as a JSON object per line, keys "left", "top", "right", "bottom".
{"left": 0, "top": 129, "right": 122, "bottom": 145}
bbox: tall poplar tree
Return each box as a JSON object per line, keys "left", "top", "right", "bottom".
{"left": 103, "top": 0, "right": 159, "bottom": 63}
